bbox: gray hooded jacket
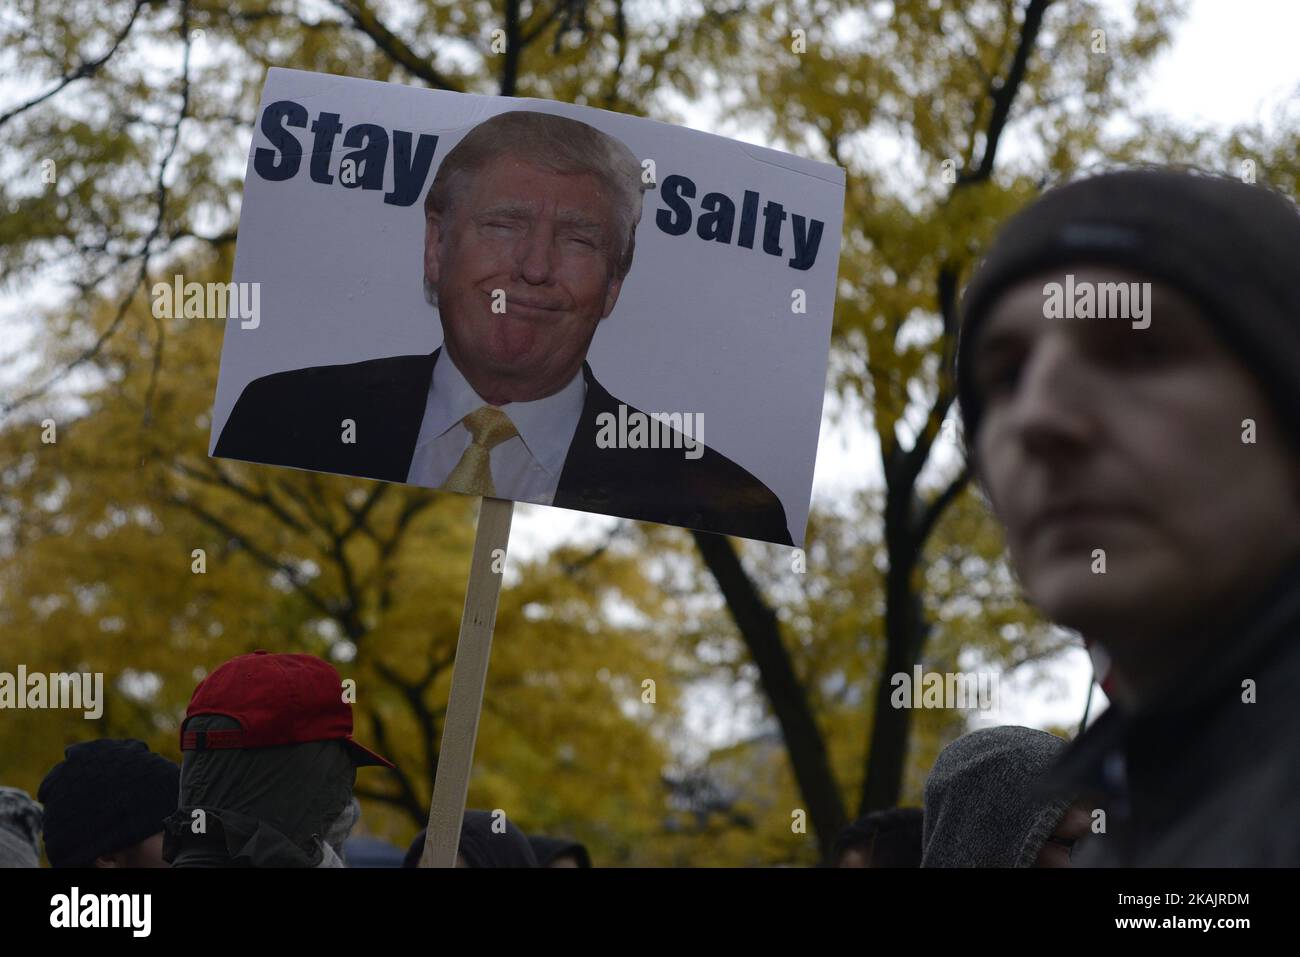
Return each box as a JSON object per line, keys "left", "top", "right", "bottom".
{"left": 922, "top": 725, "right": 1071, "bottom": 867}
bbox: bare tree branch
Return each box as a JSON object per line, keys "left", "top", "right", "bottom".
{"left": 340, "top": 484, "right": 388, "bottom": 541}
{"left": 358, "top": 705, "right": 426, "bottom": 825}
{"left": 0, "top": 0, "right": 150, "bottom": 130}
{"left": 861, "top": 0, "right": 1056, "bottom": 815}
{"left": 3, "top": 0, "right": 195, "bottom": 419}
{"left": 144, "top": 0, "right": 195, "bottom": 426}
{"left": 271, "top": 475, "right": 341, "bottom": 542}
{"left": 500, "top": 0, "right": 523, "bottom": 96}
{"left": 165, "top": 493, "right": 335, "bottom": 618}
{"left": 373, "top": 655, "right": 452, "bottom": 798}
{"left": 519, "top": 1, "right": 563, "bottom": 45}
{"left": 167, "top": 459, "right": 314, "bottom": 539}
{"left": 959, "top": 0, "right": 1054, "bottom": 185}
{"left": 914, "top": 463, "right": 973, "bottom": 547}
{"left": 692, "top": 530, "right": 847, "bottom": 860}
{"left": 329, "top": 0, "right": 464, "bottom": 92}
{"left": 600, "top": 0, "right": 629, "bottom": 108}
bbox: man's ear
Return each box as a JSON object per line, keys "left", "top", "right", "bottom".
{"left": 601, "top": 274, "right": 625, "bottom": 320}
{"left": 424, "top": 213, "right": 444, "bottom": 289}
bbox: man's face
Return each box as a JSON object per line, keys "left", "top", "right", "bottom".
{"left": 425, "top": 154, "right": 627, "bottom": 401}
{"left": 96, "top": 831, "right": 168, "bottom": 868}
{"left": 973, "top": 265, "right": 1300, "bottom": 650}
{"left": 1035, "top": 802, "right": 1091, "bottom": 868}
{"left": 836, "top": 847, "right": 871, "bottom": 868}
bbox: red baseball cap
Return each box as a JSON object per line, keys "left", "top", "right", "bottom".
{"left": 181, "top": 651, "right": 394, "bottom": 768}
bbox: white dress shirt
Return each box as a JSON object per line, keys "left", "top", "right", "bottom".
{"left": 405, "top": 350, "right": 585, "bottom": 505}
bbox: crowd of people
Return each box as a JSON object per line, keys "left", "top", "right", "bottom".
{"left": 0, "top": 651, "right": 596, "bottom": 869}
{"left": 0, "top": 660, "right": 1079, "bottom": 869}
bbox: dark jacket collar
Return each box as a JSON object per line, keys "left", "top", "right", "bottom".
{"left": 1043, "top": 552, "right": 1300, "bottom": 807}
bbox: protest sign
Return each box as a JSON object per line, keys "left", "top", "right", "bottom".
{"left": 210, "top": 67, "right": 844, "bottom": 548}
{"left": 209, "top": 67, "right": 844, "bottom": 867}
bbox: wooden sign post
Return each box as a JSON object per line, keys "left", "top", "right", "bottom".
{"left": 419, "top": 496, "right": 515, "bottom": 867}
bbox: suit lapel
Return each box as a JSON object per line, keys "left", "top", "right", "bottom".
{"left": 554, "top": 362, "right": 617, "bottom": 509}
{"left": 381, "top": 347, "right": 440, "bottom": 481}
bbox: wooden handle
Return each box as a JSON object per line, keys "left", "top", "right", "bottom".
{"left": 420, "top": 495, "right": 514, "bottom": 867}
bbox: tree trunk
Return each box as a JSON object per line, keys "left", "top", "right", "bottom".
{"left": 693, "top": 531, "right": 848, "bottom": 861}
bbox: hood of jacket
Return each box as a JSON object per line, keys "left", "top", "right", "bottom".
{"left": 922, "top": 725, "right": 1070, "bottom": 867}
{"left": 163, "top": 714, "right": 355, "bottom": 868}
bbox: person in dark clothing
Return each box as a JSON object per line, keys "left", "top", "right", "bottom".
{"left": 403, "top": 811, "right": 539, "bottom": 868}
{"left": 529, "top": 834, "right": 592, "bottom": 868}
{"left": 343, "top": 834, "right": 406, "bottom": 868}
{"left": 162, "top": 651, "right": 393, "bottom": 868}
{"left": 922, "top": 727, "right": 1087, "bottom": 868}
{"left": 0, "top": 786, "right": 43, "bottom": 868}
{"left": 832, "top": 807, "right": 923, "bottom": 867}
{"left": 37, "top": 739, "right": 178, "bottom": 868}
{"left": 955, "top": 167, "right": 1300, "bottom": 866}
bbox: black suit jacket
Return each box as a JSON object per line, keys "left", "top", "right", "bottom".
{"left": 212, "top": 349, "right": 793, "bottom": 544}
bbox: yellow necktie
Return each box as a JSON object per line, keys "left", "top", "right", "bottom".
{"left": 441, "top": 406, "right": 519, "bottom": 497}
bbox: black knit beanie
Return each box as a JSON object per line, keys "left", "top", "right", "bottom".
{"left": 956, "top": 168, "right": 1300, "bottom": 450}
{"left": 37, "top": 738, "right": 179, "bottom": 868}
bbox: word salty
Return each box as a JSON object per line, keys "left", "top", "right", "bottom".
{"left": 890, "top": 667, "right": 999, "bottom": 712}
{"left": 656, "top": 174, "right": 826, "bottom": 271}
{"left": 595, "top": 404, "right": 704, "bottom": 460}
{"left": 0, "top": 667, "right": 102, "bottom": 719}
{"left": 253, "top": 100, "right": 440, "bottom": 207}
{"left": 152, "top": 276, "right": 261, "bottom": 329}
{"left": 1042, "top": 274, "right": 1152, "bottom": 329}
{"left": 50, "top": 888, "right": 151, "bottom": 937}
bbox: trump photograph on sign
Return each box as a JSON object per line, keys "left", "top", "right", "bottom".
{"left": 211, "top": 70, "right": 844, "bottom": 547}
